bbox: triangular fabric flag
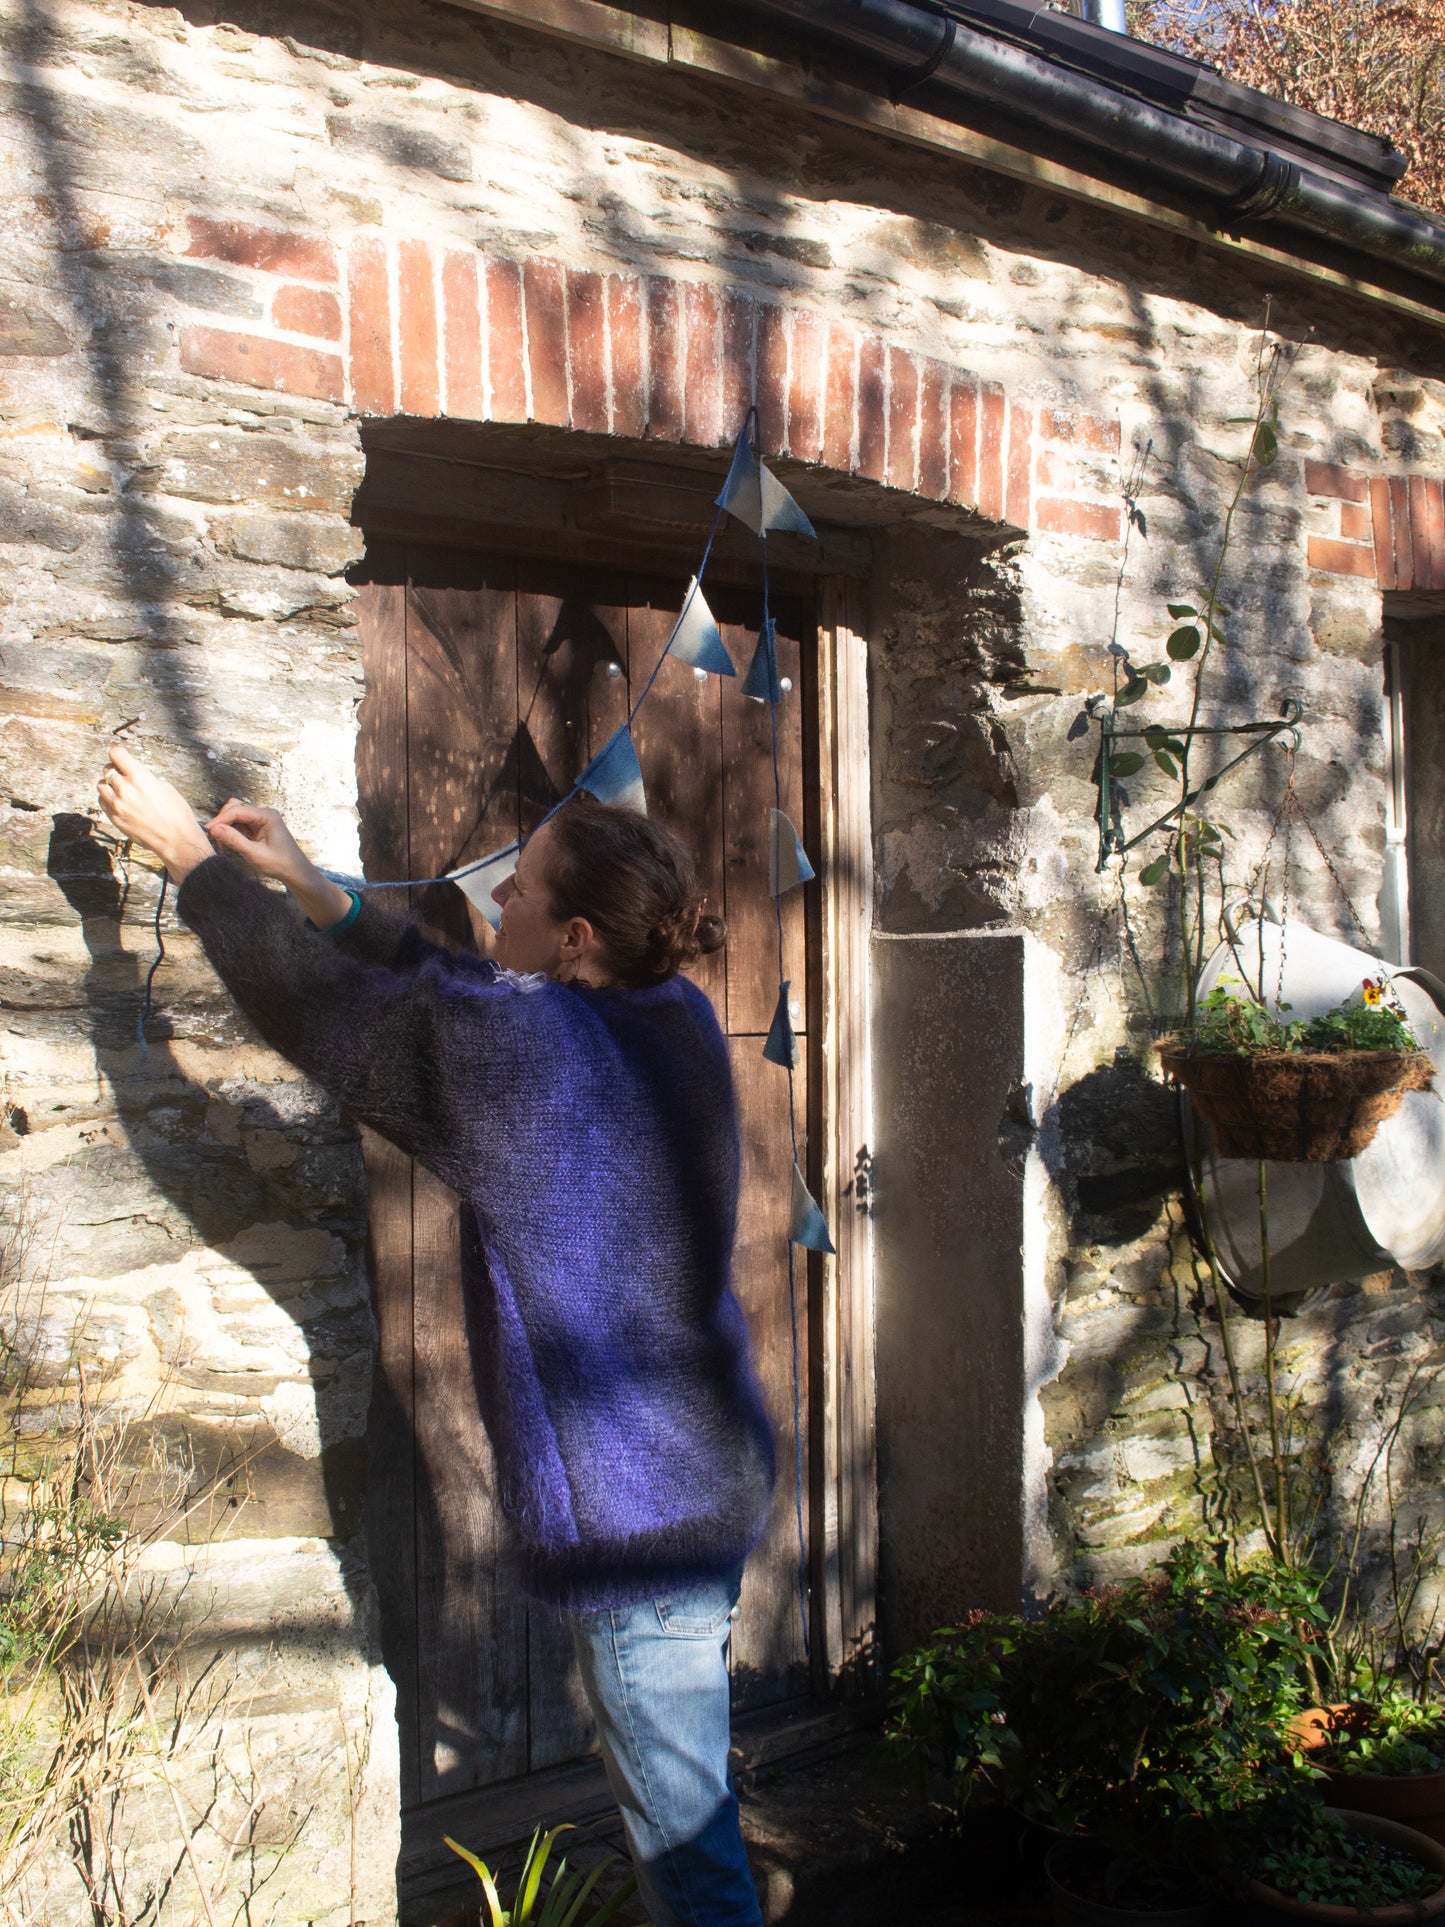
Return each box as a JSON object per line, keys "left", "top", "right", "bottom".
{"left": 758, "top": 460, "right": 816, "bottom": 539}
{"left": 763, "top": 981, "right": 797, "bottom": 1068}
{"left": 449, "top": 842, "right": 520, "bottom": 930}
{"left": 716, "top": 433, "right": 817, "bottom": 540}
{"left": 790, "top": 1163, "right": 835, "bottom": 1254}
{"left": 577, "top": 725, "right": 647, "bottom": 814}
{"left": 742, "top": 619, "right": 782, "bottom": 705}
{"left": 716, "top": 432, "right": 763, "bottom": 532}
{"left": 769, "top": 808, "right": 815, "bottom": 896}
{"left": 666, "top": 578, "right": 735, "bottom": 678}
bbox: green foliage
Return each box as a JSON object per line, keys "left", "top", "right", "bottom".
{"left": 1184, "top": 978, "right": 1423, "bottom": 1056}
{"left": 446, "top": 1825, "right": 641, "bottom": 1927}
{"left": 888, "top": 1545, "right": 1326, "bottom": 1888}
{"left": 1247, "top": 1809, "right": 1439, "bottom": 1907}
{"left": 1320, "top": 1696, "right": 1445, "bottom": 1777}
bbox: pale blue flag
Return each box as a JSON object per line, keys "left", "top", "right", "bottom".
{"left": 666, "top": 578, "right": 735, "bottom": 678}
{"left": 769, "top": 808, "right": 815, "bottom": 896}
{"left": 742, "top": 619, "right": 783, "bottom": 705}
{"left": 716, "top": 432, "right": 817, "bottom": 540}
{"left": 449, "top": 843, "right": 520, "bottom": 930}
{"left": 578, "top": 725, "right": 647, "bottom": 814}
{"left": 790, "top": 1163, "right": 835, "bottom": 1254}
{"left": 763, "top": 981, "right": 797, "bottom": 1068}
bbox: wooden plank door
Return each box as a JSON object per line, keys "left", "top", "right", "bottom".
{"left": 352, "top": 540, "right": 817, "bottom": 1811}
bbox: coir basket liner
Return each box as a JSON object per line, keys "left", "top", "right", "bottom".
{"left": 1158, "top": 1046, "right": 1434, "bottom": 1162}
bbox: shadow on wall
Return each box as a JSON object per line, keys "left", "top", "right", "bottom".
{"left": 1040, "top": 1052, "right": 1440, "bottom": 1599}
{"left": 43, "top": 812, "right": 374, "bottom": 1590}
{"left": 7, "top": 0, "right": 374, "bottom": 1608}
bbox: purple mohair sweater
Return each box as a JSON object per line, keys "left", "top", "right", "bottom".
{"left": 177, "top": 854, "right": 776, "bottom": 1611}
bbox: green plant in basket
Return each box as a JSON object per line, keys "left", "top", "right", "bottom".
{"left": 889, "top": 1544, "right": 1326, "bottom": 1900}
{"left": 446, "top": 1823, "right": 642, "bottom": 1927}
{"left": 1185, "top": 977, "right": 1423, "bottom": 1058}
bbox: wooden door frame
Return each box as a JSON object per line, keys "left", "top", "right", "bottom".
{"left": 809, "top": 578, "right": 879, "bottom": 1699}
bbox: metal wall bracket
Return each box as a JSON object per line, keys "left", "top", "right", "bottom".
{"left": 1094, "top": 698, "right": 1303, "bottom": 872}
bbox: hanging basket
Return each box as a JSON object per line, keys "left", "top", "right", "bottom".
{"left": 1159, "top": 1043, "right": 1435, "bottom": 1163}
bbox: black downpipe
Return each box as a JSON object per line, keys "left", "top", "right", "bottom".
{"left": 734, "top": 0, "right": 1445, "bottom": 291}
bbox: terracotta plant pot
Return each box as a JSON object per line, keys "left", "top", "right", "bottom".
{"left": 1043, "top": 1844, "right": 1216, "bottom": 1927}
{"left": 1158, "top": 1046, "right": 1434, "bottom": 1162}
{"left": 1289, "top": 1706, "right": 1445, "bottom": 1850}
{"left": 1242, "top": 1807, "right": 1445, "bottom": 1922}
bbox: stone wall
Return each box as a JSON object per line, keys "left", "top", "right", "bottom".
{"left": 2, "top": 0, "right": 1445, "bottom": 1916}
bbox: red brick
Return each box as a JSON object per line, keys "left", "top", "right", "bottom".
{"left": 784, "top": 309, "right": 822, "bottom": 465}
{"left": 757, "top": 304, "right": 790, "bottom": 459}
{"left": 523, "top": 257, "right": 568, "bottom": 426}
{"left": 566, "top": 269, "right": 607, "bottom": 433}
{"left": 1035, "top": 496, "right": 1122, "bottom": 543}
{"left": 683, "top": 283, "right": 721, "bottom": 448}
{"left": 856, "top": 336, "right": 886, "bottom": 484}
{"left": 1304, "top": 458, "right": 1367, "bottom": 504}
{"left": 948, "top": 375, "right": 978, "bottom": 507}
{"left": 1390, "top": 474, "right": 1414, "bottom": 589}
{"left": 1039, "top": 408, "right": 1119, "bottom": 455}
{"left": 485, "top": 257, "right": 527, "bottom": 423}
{"left": 180, "top": 325, "right": 343, "bottom": 402}
{"left": 186, "top": 214, "right": 336, "bottom": 283}
{"left": 885, "top": 348, "right": 918, "bottom": 493}
{"left": 441, "top": 250, "right": 483, "bottom": 421}
{"left": 821, "top": 323, "right": 855, "bottom": 474}
{"left": 978, "top": 382, "right": 1006, "bottom": 521}
{"left": 645, "top": 277, "right": 683, "bottom": 442}
{"left": 1006, "top": 403, "right": 1033, "bottom": 529}
{"left": 1371, "top": 478, "right": 1396, "bottom": 590}
{"left": 1409, "top": 474, "right": 1441, "bottom": 591}
{"left": 271, "top": 284, "right": 341, "bottom": 340}
{"left": 1307, "top": 535, "right": 1378, "bottom": 579}
{"left": 721, "top": 292, "right": 755, "bottom": 447}
{"left": 1339, "top": 500, "right": 1372, "bottom": 542}
{"left": 1424, "top": 478, "right": 1445, "bottom": 592}
{"left": 607, "top": 275, "right": 644, "bottom": 439}
{"left": 346, "top": 234, "right": 393, "bottom": 415}
{"left": 397, "top": 239, "right": 439, "bottom": 417}
{"left": 918, "top": 360, "right": 947, "bottom": 502}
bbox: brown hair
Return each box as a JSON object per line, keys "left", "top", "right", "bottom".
{"left": 541, "top": 796, "right": 726, "bottom": 988}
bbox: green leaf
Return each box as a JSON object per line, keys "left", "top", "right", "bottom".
{"left": 1253, "top": 420, "right": 1278, "bottom": 467}
{"left": 1142, "top": 661, "right": 1172, "bottom": 685}
{"left": 1167, "top": 626, "right": 1201, "bottom": 661}
{"left": 1109, "top": 752, "right": 1145, "bottom": 776}
{"left": 1115, "top": 677, "right": 1149, "bottom": 708}
{"left": 1139, "top": 854, "right": 1171, "bottom": 885}
{"left": 446, "top": 1838, "right": 506, "bottom": 1927}
{"left": 1167, "top": 603, "right": 1197, "bottom": 618}
{"left": 1154, "top": 749, "right": 1178, "bottom": 778}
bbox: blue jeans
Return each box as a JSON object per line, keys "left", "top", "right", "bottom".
{"left": 567, "top": 1572, "right": 764, "bottom": 1927}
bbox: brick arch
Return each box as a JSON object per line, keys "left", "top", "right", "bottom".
{"left": 177, "top": 219, "right": 1123, "bottom": 546}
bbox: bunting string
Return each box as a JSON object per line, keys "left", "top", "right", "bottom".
{"left": 140, "top": 411, "right": 833, "bottom": 1652}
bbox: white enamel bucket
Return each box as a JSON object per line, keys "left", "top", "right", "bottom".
{"left": 1185, "top": 908, "right": 1445, "bottom": 1300}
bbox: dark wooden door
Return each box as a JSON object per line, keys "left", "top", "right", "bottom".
{"left": 352, "top": 540, "right": 817, "bottom": 1809}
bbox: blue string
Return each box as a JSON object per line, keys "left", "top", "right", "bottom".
{"left": 135, "top": 409, "right": 818, "bottom": 1665}
{"left": 136, "top": 871, "right": 169, "bottom": 1058}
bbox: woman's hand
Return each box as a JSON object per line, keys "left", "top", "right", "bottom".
{"left": 208, "top": 799, "right": 353, "bottom": 929}
{"left": 96, "top": 745, "right": 214, "bottom": 882}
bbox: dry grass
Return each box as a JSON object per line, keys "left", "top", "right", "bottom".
{"left": 1130, "top": 0, "right": 1445, "bottom": 218}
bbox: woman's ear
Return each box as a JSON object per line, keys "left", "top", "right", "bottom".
{"left": 561, "top": 916, "right": 598, "bottom": 963}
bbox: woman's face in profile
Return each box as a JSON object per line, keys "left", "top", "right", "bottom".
{"left": 491, "top": 825, "right": 566, "bottom": 976}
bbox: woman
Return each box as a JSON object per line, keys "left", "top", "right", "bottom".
{"left": 96, "top": 744, "right": 774, "bottom": 1927}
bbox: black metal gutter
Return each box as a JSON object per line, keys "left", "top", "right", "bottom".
{"left": 727, "top": 0, "right": 1445, "bottom": 294}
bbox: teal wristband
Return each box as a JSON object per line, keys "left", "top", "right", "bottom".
{"left": 316, "top": 890, "right": 362, "bottom": 934}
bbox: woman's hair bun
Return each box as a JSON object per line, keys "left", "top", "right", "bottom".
{"left": 693, "top": 911, "right": 727, "bottom": 956}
